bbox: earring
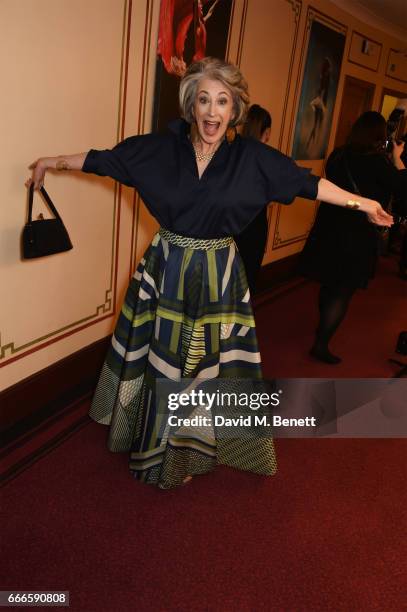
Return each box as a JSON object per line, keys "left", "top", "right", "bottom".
{"left": 226, "top": 125, "right": 236, "bottom": 143}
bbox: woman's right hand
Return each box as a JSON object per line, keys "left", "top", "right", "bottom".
{"left": 363, "top": 200, "right": 393, "bottom": 227}
{"left": 25, "top": 158, "right": 48, "bottom": 190}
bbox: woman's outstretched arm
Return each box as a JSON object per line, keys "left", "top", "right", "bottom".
{"left": 317, "top": 177, "right": 393, "bottom": 227}
{"left": 26, "top": 153, "right": 88, "bottom": 190}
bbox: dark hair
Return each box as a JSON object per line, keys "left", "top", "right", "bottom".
{"left": 346, "top": 111, "right": 386, "bottom": 154}
{"left": 241, "top": 104, "right": 271, "bottom": 140}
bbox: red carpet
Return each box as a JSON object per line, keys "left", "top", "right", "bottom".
{"left": 2, "top": 423, "right": 406, "bottom": 611}
{"left": 2, "top": 254, "right": 406, "bottom": 611}
{"left": 255, "top": 255, "right": 406, "bottom": 378}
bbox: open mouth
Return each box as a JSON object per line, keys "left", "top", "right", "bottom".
{"left": 203, "top": 120, "right": 220, "bottom": 136}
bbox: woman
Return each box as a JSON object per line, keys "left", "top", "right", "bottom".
{"left": 27, "top": 59, "right": 392, "bottom": 488}
{"left": 306, "top": 57, "right": 331, "bottom": 152}
{"left": 300, "top": 111, "right": 405, "bottom": 364}
{"left": 235, "top": 104, "right": 271, "bottom": 293}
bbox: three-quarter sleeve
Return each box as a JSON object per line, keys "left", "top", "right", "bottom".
{"left": 82, "top": 134, "right": 155, "bottom": 188}
{"left": 254, "top": 142, "right": 320, "bottom": 204}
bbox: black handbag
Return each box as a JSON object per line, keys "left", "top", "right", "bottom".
{"left": 22, "top": 185, "right": 73, "bottom": 259}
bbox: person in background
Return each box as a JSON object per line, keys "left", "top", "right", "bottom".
{"left": 300, "top": 111, "right": 406, "bottom": 364}
{"left": 387, "top": 132, "right": 407, "bottom": 279}
{"left": 235, "top": 104, "right": 272, "bottom": 294}
{"left": 386, "top": 101, "right": 407, "bottom": 279}
{"left": 399, "top": 134, "right": 407, "bottom": 279}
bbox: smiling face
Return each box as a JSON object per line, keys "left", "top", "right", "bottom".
{"left": 193, "top": 77, "right": 234, "bottom": 145}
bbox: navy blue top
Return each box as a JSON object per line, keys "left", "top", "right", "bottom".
{"left": 82, "top": 119, "right": 320, "bottom": 238}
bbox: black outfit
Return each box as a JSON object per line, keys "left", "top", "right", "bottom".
{"left": 82, "top": 119, "right": 321, "bottom": 488}
{"left": 300, "top": 148, "right": 407, "bottom": 289}
{"left": 392, "top": 145, "right": 407, "bottom": 277}
{"left": 300, "top": 147, "right": 407, "bottom": 363}
{"left": 235, "top": 208, "right": 268, "bottom": 294}
{"left": 83, "top": 119, "right": 319, "bottom": 237}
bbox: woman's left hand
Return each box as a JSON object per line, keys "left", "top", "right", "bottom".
{"left": 365, "top": 201, "right": 393, "bottom": 227}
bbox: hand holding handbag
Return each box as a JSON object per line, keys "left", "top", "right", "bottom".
{"left": 22, "top": 185, "right": 73, "bottom": 259}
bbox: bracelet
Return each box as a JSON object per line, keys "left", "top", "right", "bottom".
{"left": 345, "top": 199, "right": 361, "bottom": 210}
{"left": 56, "top": 159, "right": 70, "bottom": 171}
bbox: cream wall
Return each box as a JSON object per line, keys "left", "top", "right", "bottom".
{"left": 0, "top": 0, "right": 160, "bottom": 390}
{"left": 0, "top": 0, "right": 406, "bottom": 391}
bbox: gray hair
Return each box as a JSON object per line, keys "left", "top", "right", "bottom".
{"left": 179, "top": 57, "right": 250, "bottom": 126}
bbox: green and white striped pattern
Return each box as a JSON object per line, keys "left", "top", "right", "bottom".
{"left": 89, "top": 230, "right": 277, "bottom": 488}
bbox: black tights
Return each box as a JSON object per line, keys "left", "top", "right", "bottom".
{"left": 314, "top": 284, "right": 356, "bottom": 351}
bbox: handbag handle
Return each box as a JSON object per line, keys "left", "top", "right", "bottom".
{"left": 342, "top": 153, "right": 361, "bottom": 196}
{"left": 28, "top": 184, "right": 63, "bottom": 223}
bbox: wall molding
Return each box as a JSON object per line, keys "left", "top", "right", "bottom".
{"left": 272, "top": 207, "right": 317, "bottom": 250}
{"left": 0, "top": 0, "right": 131, "bottom": 368}
{"left": 0, "top": 336, "right": 110, "bottom": 438}
{"left": 130, "top": 0, "right": 155, "bottom": 280}
{"left": 347, "top": 30, "right": 382, "bottom": 72}
{"left": 385, "top": 48, "right": 407, "bottom": 84}
{"left": 256, "top": 252, "right": 303, "bottom": 294}
{"left": 236, "top": 0, "right": 249, "bottom": 68}
{"left": 277, "top": 0, "right": 303, "bottom": 151}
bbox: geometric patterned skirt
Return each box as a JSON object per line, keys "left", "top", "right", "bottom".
{"left": 89, "top": 229, "right": 277, "bottom": 489}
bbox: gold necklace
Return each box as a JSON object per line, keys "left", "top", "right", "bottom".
{"left": 193, "top": 141, "right": 219, "bottom": 163}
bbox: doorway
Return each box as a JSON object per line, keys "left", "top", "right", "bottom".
{"left": 380, "top": 87, "right": 407, "bottom": 139}
{"left": 334, "top": 76, "right": 375, "bottom": 148}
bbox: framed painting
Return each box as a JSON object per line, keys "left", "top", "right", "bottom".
{"left": 153, "top": 0, "right": 234, "bottom": 132}
{"left": 292, "top": 16, "right": 346, "bottom": 160}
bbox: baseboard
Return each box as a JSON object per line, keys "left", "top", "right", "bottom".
{"left": 1, "top": 336, "right": 110, "bottom": 443}
{"left": 255, "top": 253, "right": 301, "bottom": 295}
